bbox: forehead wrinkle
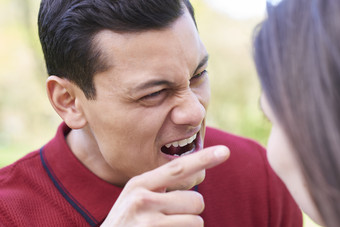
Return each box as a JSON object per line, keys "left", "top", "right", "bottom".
{"left": 127, "top": 53, "right": 208, "bottom": 96}
{"left": 93, "top": 11, "right": 207, "bottom": 100}
{"left": 133, "top": 79, "right": 175, "bottom": 93}
{"left": 169, "top": 13, "right": 207, "bottom": 77}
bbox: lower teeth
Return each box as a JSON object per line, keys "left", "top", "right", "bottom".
{"left": 173, "top": 149, "right": 195, "bottom": 157}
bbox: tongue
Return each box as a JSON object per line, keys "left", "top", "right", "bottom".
{"left": 161, "top": 146, "right": 182, "bottom": 156}
{"left": 161, "top": 143, "right": 195, "bottom": 156}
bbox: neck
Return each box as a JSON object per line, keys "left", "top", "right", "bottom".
{"left": 66, "top": 127, "right": 120, "bottom": 185}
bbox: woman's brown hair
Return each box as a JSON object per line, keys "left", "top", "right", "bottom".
{"left": 254, "top": 0, "right": 340, "bottom": 226}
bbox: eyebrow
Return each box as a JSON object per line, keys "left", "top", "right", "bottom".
{"left": 133, "top": 54, "right": 210, "bottom": 92}
{"left": 194, "top": 54, "right": 209, "bottom": 74}
{"left": 133, "top": 79, "right": 174, "bottom": 92}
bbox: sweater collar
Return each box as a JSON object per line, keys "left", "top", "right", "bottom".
{"left": 42, "top": 122, "right": 122, "bottom": 225}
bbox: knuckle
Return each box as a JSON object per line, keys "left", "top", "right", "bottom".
{"left": 126, "top": 175, "right": 144, "bottom": 189}
{"left": 166, "top": 160, "right": 185, "bottom": 177}
{"left": 198, "top": 151, "right": 211, "bottom": 165}
{"left": 132, "top": 190, "right": 155, "bottom": 209}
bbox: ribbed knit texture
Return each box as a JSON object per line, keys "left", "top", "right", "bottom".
{"left": 0, "top": 151, "right": 87, "bottom": 226}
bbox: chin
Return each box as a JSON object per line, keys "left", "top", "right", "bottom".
{"left": 166, "top": 169, "right": 206, "bottom": 192}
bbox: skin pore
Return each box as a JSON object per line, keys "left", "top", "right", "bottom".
{"left": 260, "top": 94, "right": 323, "bottom": 225}
{"left": 47, "top": 9, "right": 210, "bottom": 191}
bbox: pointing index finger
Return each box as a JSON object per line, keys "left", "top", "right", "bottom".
{"left": 129, "top": 146, "right": 230, "bottom": 192}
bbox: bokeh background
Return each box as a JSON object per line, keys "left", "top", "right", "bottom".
{"left": 0, "top": 0, "right": 320, "bottom": 226}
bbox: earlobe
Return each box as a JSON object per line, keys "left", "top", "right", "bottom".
{"left": 46, "top": 76, "right": 87, "bottom": 129}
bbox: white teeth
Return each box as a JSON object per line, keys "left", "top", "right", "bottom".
{"left": 187, "top": 134, "right": 196, "bottom": 144}
{"left": 173, "top": 149, "right": 195, "bottom": 157}
{"left": 165, "top": 134, "right": 197, "bottom": 149}
{"left": 178, "top": 140, "right": 187, "bottom": 147}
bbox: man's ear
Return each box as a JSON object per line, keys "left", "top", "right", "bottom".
{"left": 46, "top": 76, "right": 87, "bottom": 129}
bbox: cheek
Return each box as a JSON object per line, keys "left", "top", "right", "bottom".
{"left": 266, "top": 126, "right": 322, "bottom": 222}
{"left": 266, "top": 125, "right": 300, "bottom": 187}
{"left": 195, "top": 78, "right": 211, "bottom": 108}
{"left": 266, "top": 127, "right": 286, "bottom": 177}
{"left": 204, "top": 78, "right": 211, "bottom": 100}
{"left": 167, "top": 169, "right": 206, "bottom": 191}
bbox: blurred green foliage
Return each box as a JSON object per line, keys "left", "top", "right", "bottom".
{"left": 0, "top": 0, "right": 270, "bottom": 167}
{"left": 193, "top": 0, "right": 271, "bottom": 145}
{"left": 0, "top": 0, "right": 61, "bottom": 166}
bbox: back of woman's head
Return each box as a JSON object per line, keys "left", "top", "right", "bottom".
{"left": 254, "top": 0, "right": 340, "bottom": 226}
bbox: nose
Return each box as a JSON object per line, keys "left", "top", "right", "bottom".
{"left": 170, "top": 90, "right": 206, "bottom": 127}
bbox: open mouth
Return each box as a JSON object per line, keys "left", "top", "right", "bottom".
{"left": 161, "top": 133, "right": 198, "bottom": 157}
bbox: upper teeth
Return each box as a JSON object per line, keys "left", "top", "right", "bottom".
{"left": 165, "top": 134, "right": 197, "bottom": 148}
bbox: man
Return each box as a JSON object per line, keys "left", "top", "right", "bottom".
{"left": 0, "top": 0, "right": 302, "bottom": 226}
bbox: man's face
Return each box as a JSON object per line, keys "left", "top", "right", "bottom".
{"left": 76, "top": 10, "right": 210, "bottom": 189}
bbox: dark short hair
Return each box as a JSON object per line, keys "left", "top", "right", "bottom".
{"left": 254, "top": 0, "right": 340, "bottom": 226}
{"left": 38, "top": 0, "right": 196, "bottom": 99}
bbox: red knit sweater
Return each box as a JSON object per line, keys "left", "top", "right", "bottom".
{"left": 0, "top": 123, "right": 302, "bottom": 226}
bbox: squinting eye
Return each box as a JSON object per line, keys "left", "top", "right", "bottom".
{"left": 191, "top": 70, "right": 208, "bottom": 80}
{"left": 141, "top": 89, "right": 165, "bottom": 100}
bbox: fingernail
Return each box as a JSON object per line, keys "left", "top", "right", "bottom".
{"left": 214, "top": 146, "right": 228, "bottom": 157}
